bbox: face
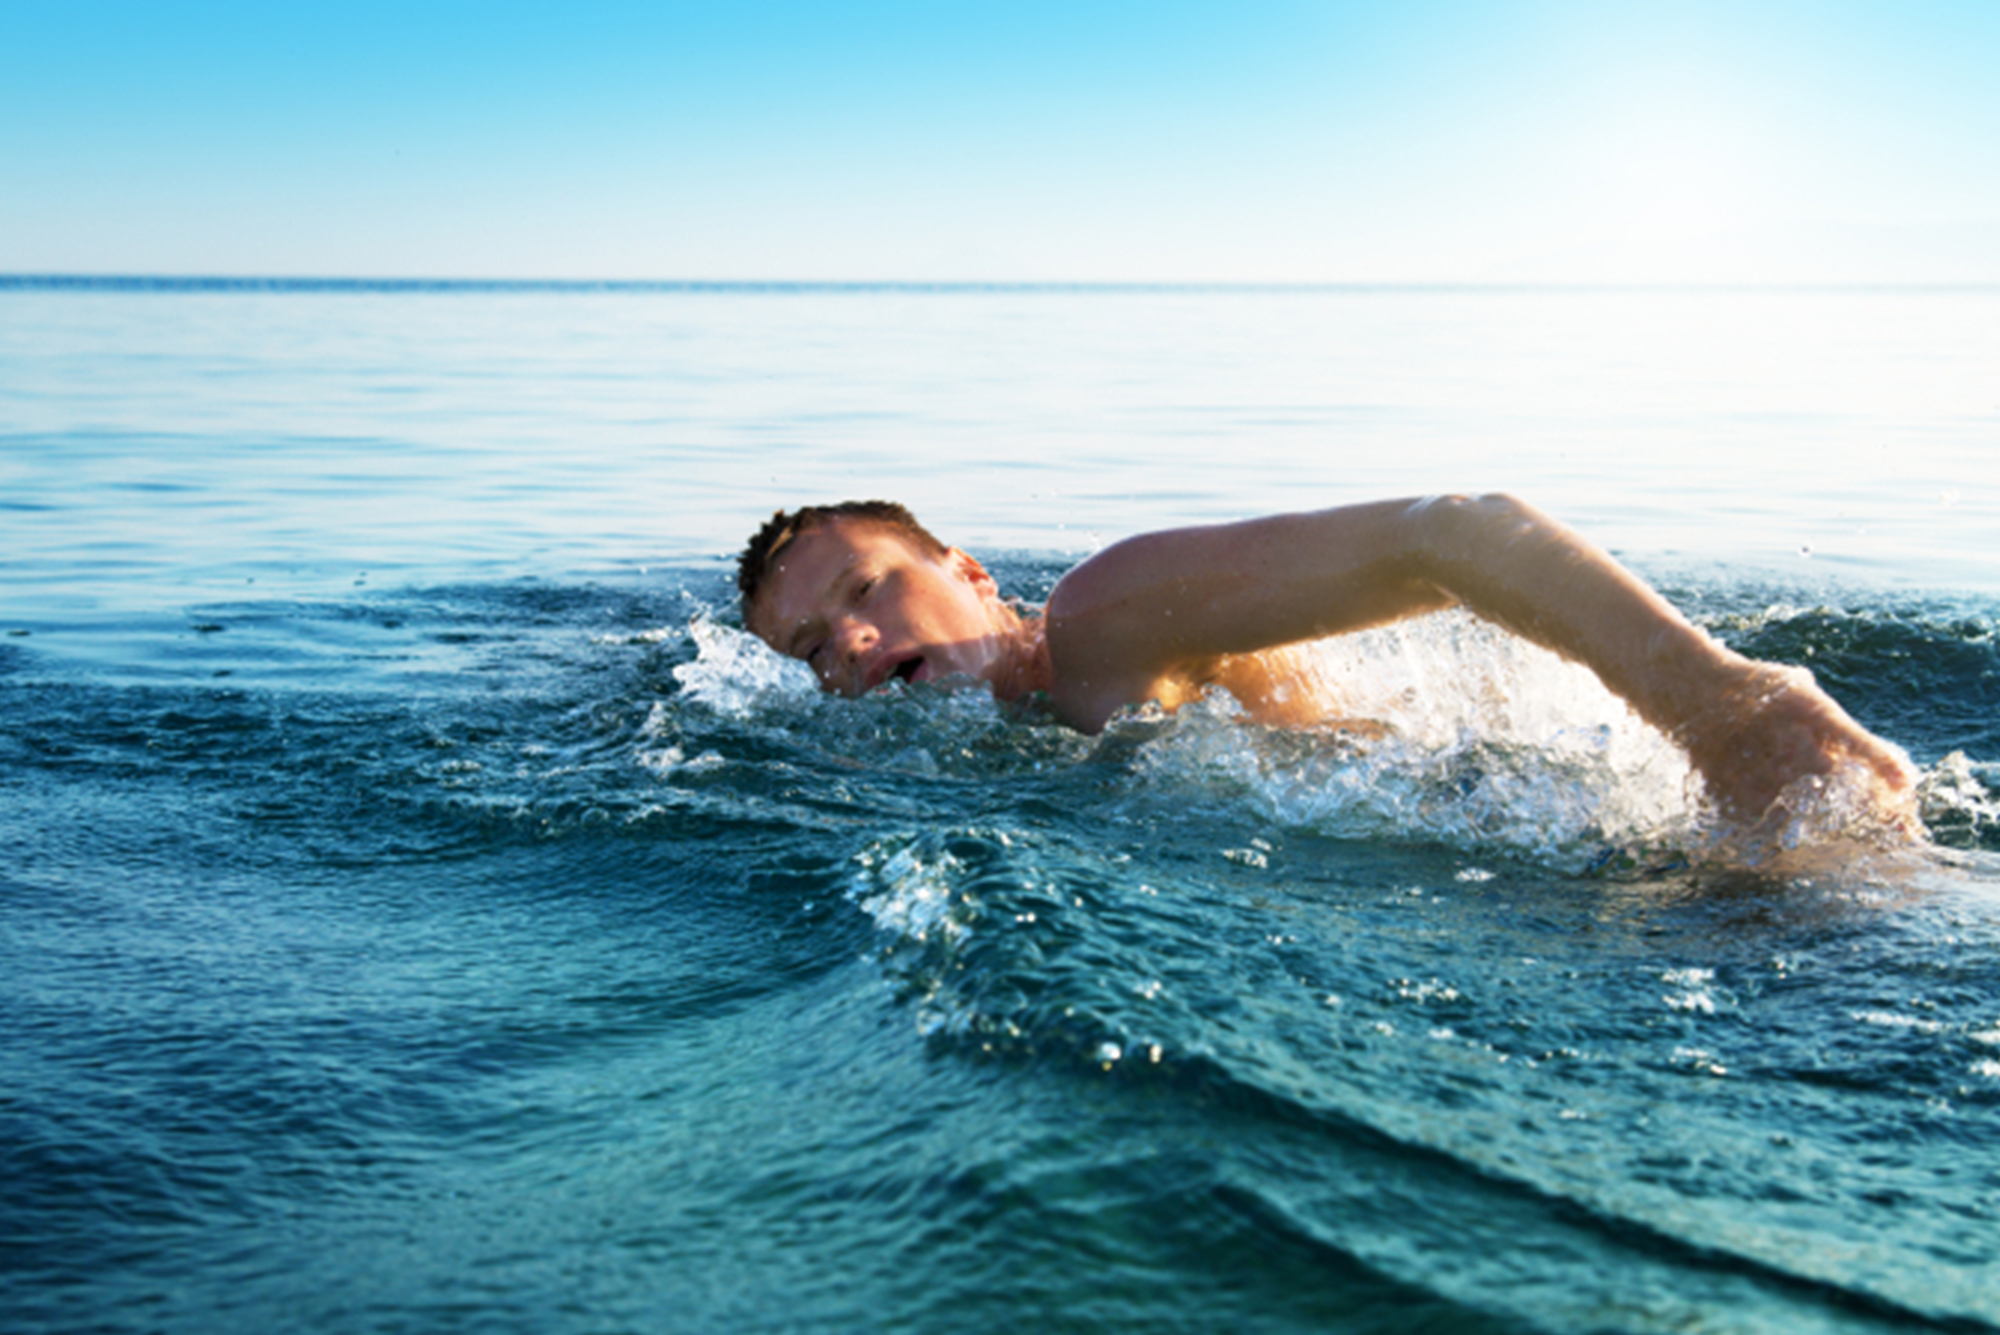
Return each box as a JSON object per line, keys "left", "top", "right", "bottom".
{"left": 746, "top": 519, "right": 1013, "bottom": 697}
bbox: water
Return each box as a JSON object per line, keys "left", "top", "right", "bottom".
{"left": 3, "top": 281, "right": 1998, "bottom": 1333}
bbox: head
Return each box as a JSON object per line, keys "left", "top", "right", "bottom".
{"left": 737, "top": 501, "right": 946, "bottom": 612}
{"left": 737, "top": 501, "right": 1023, "bottom": 697}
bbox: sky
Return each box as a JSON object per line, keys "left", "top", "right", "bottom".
{"left": 2, "top": 0, "right": 1997, "bottom": 283}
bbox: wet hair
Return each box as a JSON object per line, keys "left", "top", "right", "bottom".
{"left": 737, "top": 500, "right": 947, "bottom": 619}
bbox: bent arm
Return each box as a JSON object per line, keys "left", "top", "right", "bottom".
{"left": 1044, "top": 494, "right": 1705, "bottom": 727}
{"left": 1043, "top": 496, "right": 1455, "bottom": 729}
{"left": 1043, "top": 494, "right": 1914, "bottom": 822}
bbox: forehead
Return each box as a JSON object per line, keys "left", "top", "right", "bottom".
{"left": 746, "top": 519, "right": 926, "bottom": 640}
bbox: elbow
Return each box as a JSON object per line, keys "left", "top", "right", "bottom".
{"left": 1409, "top": 491, "right": 1530, "bottom": 522}
{"left": 1403, "top": 493, "right": 1551, "bottom": 597}
{"left": 1408, "top": 492, "right": 1539, "bottom": 548}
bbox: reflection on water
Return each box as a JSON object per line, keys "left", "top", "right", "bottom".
{"left": 3, "top": 285, "right": 1997, "bottom": 605}
{"left": 3, "top": 286, "right": 1998, "bottom": 1334}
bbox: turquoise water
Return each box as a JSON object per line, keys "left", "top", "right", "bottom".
{"left": 3, "top": 281, "right": 1998, "bottom": 1332}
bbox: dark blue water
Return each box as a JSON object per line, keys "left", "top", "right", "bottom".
{"left": 4, "top": 284, "right": 1998, "bottom": 1332}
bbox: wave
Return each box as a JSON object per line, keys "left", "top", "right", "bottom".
{"left": 9, "top": 566, "right": 1999, "bottom": 1333}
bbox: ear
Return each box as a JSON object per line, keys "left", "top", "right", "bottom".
{"left": 947, "top": 547, "right": 998, "bottom": 594}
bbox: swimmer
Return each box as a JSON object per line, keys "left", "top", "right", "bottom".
{"left": 737, "top": 495, "right": 1918, "bottom": 831}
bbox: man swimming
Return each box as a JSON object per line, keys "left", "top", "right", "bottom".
{"left": 737, "top": 495, "right": 1918, "bottom": 830}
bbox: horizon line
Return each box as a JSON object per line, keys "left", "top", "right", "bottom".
{"left": 5, "top": 273, "right": 1999, "bottom": 296}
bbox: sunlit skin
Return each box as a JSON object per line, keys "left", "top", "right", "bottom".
{"left": 744, "top": 516, "right": 1328, "bottom": 725}
{"left": 744, "top": 520, "right": 1051, "bottom": 703}
{"left": 745, "top": 497, "right": 1919, "bottom": 832}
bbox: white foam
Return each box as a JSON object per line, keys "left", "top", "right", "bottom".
{"left": 1853, "top": 1010, "right": 1945, "bottom": 1035}
{"left": 1920, "top": 751, "right": 2000, "bottom": 832}
{"left": 592, "top": 625, "right": 682, "bottom": 646}
{"left": 849, "top": 839, "right": 970, "bottom": 945}
{"left": 670, "top": 616, "right": 819, "bottom": 716}
{"left": 1127, "top": 611, "right": 1698, "bottom": 864}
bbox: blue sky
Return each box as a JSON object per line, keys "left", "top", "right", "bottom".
{"left": 3, "top": 0, "right": 1996, "bottom": 281}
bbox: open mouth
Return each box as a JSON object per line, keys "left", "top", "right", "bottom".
{"left": 891, "top": 655, "right": 924, "bottom": 684}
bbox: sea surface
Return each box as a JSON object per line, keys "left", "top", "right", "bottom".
{"left": 3, "top": 279, "right": 1998, "bottom": 1333}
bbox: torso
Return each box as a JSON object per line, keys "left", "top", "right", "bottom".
{"left": 1023, "top": 611, "right": 1364, "bottom": 734}
{"left": 1190, "top": 645, "right": 1348, "bottom": 728}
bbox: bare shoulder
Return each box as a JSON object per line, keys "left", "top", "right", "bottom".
{"left": 1038, "top": 542, "right": 1188, "bottom": 733}
{"left": 1037, "top": 506, "right": 1446, "bottom": 732}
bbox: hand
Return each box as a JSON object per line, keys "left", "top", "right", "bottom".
{"left": 1676, "top": 660, "right": 1919, "bottom": 837}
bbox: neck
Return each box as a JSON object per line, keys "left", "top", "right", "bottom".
{"left": 985, "top": 605, "right": 1053, "bottom": 703}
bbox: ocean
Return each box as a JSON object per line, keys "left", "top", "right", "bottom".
{"left": 3, "top": 279, "right": 1997, "bottom": 1333}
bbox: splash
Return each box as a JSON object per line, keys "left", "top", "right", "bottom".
{"left": 669, "top": 616, "right": 819, "bottom": 715}
{"left": 847, "top": 833, "right": 989, "bottom": 1039}
{"left": 849, "top": 835, "right": 973, "bottom": 946}
{"left": 1123, "top": 612, "right": 1699, "bottom": 866}
{"left": 662, "top": 607, "right": 1938, "bottom": 868}
{"left": 1918, "top": 751, "right": 2000, "bottom": 849}
{"left": 662, "top": 612, "right": 1092, "bottom": 781}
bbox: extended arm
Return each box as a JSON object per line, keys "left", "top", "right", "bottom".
{"left": 1043, "top": 494, "right": 1915, "bottom": 824}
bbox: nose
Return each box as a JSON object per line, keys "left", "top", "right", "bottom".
{"left": 831, "top": 614, "right": 876, "bottom": 677}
